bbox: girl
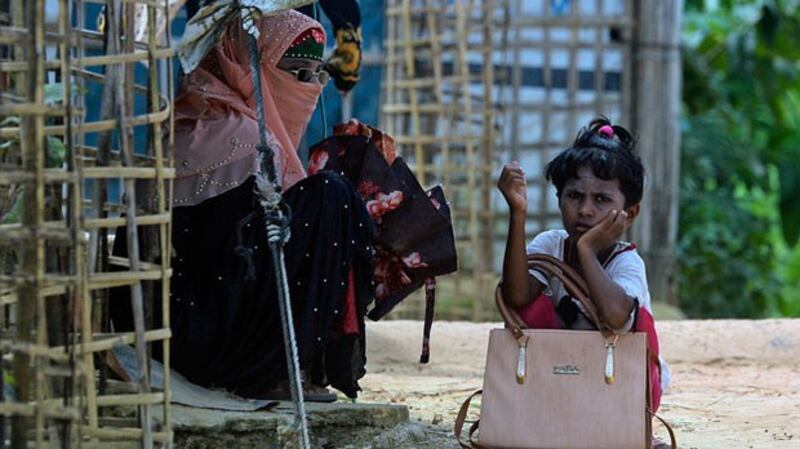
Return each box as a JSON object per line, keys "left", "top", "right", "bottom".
{"left": 497, "top": 118, "right": 670, "bottom": 447}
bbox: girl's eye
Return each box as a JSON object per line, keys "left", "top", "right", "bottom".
{"left": 595, "top": 195, "right": 609, "bottom": 203}
{"left": 567, "top": 192, "right": 581, "bottom": 199}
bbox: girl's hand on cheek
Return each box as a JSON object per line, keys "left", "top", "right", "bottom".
{"left": 578, "top": 209, "right": 628, "bottom": 254}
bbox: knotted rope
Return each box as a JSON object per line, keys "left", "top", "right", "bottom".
{"left": 242, "top": 6, "right": 311, "bottom": 449}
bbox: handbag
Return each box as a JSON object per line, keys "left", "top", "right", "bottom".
{"left": 454, "top": 254, "right": 676, "bottom": 449}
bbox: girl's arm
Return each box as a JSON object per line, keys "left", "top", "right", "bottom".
{"left": 498, "top": 162, "right": 544, "bottom": 308}
{"left": 576, "top": 210, "right": 635, "bottom": 330}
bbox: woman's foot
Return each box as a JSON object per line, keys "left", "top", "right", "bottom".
{"left": 261, "top": 380, "right": 338, "bottom": 403}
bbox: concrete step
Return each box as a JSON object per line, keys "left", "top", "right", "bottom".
{"left": 169, "top": 401, "right": 410, "bottom": 449}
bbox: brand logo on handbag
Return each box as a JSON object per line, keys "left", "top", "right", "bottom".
{"left": 552, "top": 365, "right": 581, "bottom": 375}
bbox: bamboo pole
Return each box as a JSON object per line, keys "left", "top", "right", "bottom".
{"left": 509, "top": 0, "right": 521, "bottom": 161}
{"left": 12, "top": 0, "right": 44, "bottom": 446}
{"left": 115, "top": 1, "right": 153, "bottom": 447}
{"left": 148, "top": 2, "right": 171, "bottom": 444}
{"left": 424, "top": 0, "right": 448, "bottom": 187}
{"left": 479, "top": 0, "right": 495, "bottom": 310}
{"left": 538, "top": 0, "right": 552, "bottom": 235}
{"left": 0, "top": 104, "right": 171, "bottom": 138}
{"left": 452, "top": 0, "right": 481, "bottom": 320}
{"left": 401, "top": 0, "right": 426, "bottom": 181}
{"left": 630, "top": 0, "right": 682, "bottom": 305}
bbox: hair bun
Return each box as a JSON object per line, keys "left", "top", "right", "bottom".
{"left": 585, "top": 116, "right": 636, "bottom": 153}
{"left": 598, "top": 125, "right": 614, "bottom": 138}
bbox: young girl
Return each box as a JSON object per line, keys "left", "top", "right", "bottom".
{"left": 497, "top": 117, "right": 669, "bottom": 427}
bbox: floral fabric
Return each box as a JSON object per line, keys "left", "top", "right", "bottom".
{"left": 308, "top": 121, "right": 458, "bottom": 320}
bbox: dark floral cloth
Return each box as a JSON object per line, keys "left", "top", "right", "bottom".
{"left": 308, "top": 121, "right": 458, "bottom": 322}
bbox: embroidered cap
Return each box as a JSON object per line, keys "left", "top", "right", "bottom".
{"left": 283, "top": 28, "right": 325, "bottom": 61}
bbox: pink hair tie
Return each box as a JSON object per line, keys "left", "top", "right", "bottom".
{"left": 598, "top": 125, "right": 614, "bottom": 138}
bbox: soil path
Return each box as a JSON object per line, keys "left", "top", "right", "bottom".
{"left": 360, "top": 319, "right": 800, "bottom": 449}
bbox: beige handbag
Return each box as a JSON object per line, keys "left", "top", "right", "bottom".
{"left": 454, "top": 254, "right": 676, "bottom": 449}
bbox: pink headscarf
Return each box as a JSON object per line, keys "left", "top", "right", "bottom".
{"left": 172, "top": 10, "right": 325, "bottom": 206}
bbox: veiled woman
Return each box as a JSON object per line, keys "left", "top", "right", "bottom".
{"left": 112, "top": 10, "right": 374, "bottom": 401}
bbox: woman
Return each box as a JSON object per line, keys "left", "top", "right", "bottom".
{"left": 114, "top": 10, "right": 374, "bottom": 401}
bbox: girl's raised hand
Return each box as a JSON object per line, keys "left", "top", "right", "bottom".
{"left": 497, "top": 162, "right": 527, "bottom": 214}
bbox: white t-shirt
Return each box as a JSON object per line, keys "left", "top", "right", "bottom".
{"left": 525, "top": 229, "right": 670, "bottom": 390}
{"left": 525, "top": 229, "right": 651, "bottom": 333}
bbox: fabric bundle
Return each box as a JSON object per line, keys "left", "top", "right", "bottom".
{"left": 308, "top": 121, "right": 458, "bottom": 323}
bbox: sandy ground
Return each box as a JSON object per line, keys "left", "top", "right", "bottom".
{"left": 358, "top": 319, "right": 800, "bottom": 449}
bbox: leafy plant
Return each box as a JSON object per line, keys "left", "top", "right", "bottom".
{"left": 679, "top": 0, "right": 800, "bottom": 317}
{"left": 0, "top": 84, "right": 69, "bottom": 224}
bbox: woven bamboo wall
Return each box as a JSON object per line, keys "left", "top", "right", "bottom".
{"left": 382, "top": 0, "right": 500, "bottom": 321}
{"left": 0, "top": 1, "right": 174, "bottom": 447}
{"left": 383, "top": 0, "right": 641, "bottom": 321}
{"left": 499, "top": 0, "right": 634, "bottom": 230}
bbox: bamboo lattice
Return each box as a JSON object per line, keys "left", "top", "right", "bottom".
{"left": 498, "top": 0, "right": 634, "bottom": 236}
{"left": 382, "top": 0, "right": 637, "bottom": 321}
{"left": 0, "top": 1, "right": 173, "bottom": 448}
{"left": 382, "top": 0, "right": 500, "bottom": 320}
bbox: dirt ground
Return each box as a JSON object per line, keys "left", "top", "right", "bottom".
{"left": 358, "top": 319, "right": 800, "bottom": 449}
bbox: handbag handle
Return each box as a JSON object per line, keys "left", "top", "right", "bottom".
{"left": 453, "top": 389, "right": 487, "bottom": 449}
{"left": 496, "top": 253, "right": 614, "bottom": 337}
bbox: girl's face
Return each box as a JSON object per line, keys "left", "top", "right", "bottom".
{"left": 559, "top": 166, "right": 632, "bottom": 237}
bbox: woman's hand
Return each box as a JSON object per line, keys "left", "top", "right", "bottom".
{"left": 498, "top": 162, "right": 527, "bottom": 214}
{"left": 578, "top": 209, "right": 628, "bottom": 255}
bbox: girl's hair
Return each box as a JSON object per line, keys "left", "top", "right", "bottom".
{"left": 544, "top": 116, "right": 644, "bottom": 207}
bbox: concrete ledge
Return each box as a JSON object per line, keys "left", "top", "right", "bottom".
{"left": 171, "top": 401, "right": 409, "bottom": 449}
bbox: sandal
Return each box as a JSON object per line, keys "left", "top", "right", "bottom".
{"left": 260, "top": 380, "right": 338, "bottom": 403}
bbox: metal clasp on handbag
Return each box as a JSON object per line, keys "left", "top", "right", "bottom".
{"left": 604, "top": 334, "right": 620, "bottom": 385}
{"left": 516, "top": 334, "right": 529, "bottom": 384}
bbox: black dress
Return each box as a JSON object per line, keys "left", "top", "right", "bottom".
{"left": 111, "top": 171, "right": 376, "bottom": 399}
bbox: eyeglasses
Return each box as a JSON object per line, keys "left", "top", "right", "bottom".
{"left": 286, "top": 68, "right": 330, "bottom": 86}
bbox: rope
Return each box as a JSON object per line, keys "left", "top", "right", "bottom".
{"left": 313, "top": 0, "right": 329, "bottom": 138}
{"left": 268, "top": 218, "right": 310, "bottom": 449}
{"left": 243, "top": 9, "right": 311, "bottom": 448}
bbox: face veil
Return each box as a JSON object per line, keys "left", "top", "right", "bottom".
{"left": 172, "top": 10, "right": 327, "bottom": 205}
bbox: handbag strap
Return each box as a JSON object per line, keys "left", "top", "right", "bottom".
{"left": 495, "top": 253, "right": 614, "bottom": 337}
{"left": 650, "top": 411, "right": 678, "bottom": 449}
{"left": 527, "top": 254, "right": 611, "bottom": 334}
{"left": 454, "top": 389, "right": 490, "bottom": 449}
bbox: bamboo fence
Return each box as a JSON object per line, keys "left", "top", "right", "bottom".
{"left": 382, "top": 0, "right": 663, "bottom": 321}
{"left": 0, "top": 1, "right": 173, "bottom": 448}
{"left": 382, "top": 0, "right": 501, "bottom": 321}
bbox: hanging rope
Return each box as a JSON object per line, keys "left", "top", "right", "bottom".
{"left": 242, "top": 7, "right": 311, "bottom": 449}
{"left": 312, "top": 1, "right": 329, "bottom": 137}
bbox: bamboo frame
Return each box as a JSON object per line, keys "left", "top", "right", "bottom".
{"left": 382, "top": 0, "right": 638, "bottom": 321}
{"left": 0, "top": 1, "right": 173, "bottom": 447}
{"left": 382, "top": 0, "right": 499, "bottom": 320}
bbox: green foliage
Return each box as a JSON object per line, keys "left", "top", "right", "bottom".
{"left": 0, "top": 83, "right": 69, "bottom": 224}
{"left": 46, "top": 136, "right": 66, "bottom": 168}
{"left": 679, "top": 0, "right": 800, "bottom": 318}
{"left": 1, "top": 187, "right": 22, "bottom": 224}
